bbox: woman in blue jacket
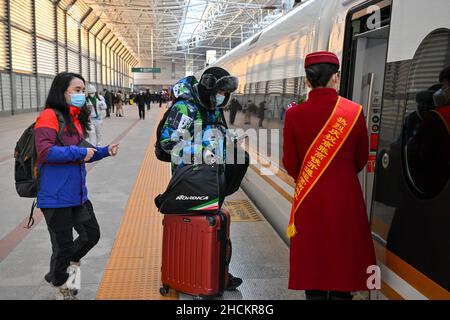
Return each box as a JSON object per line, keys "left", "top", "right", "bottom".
{"left": 35, "top": 72, "right": 119, "bottom": 300}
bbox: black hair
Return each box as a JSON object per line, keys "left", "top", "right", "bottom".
{"left": 45, "top": 72, "right": 90, "bottom": 136}
{"left": 305, "top": 63, "right": 339, "bottom": 88}
{"left": 428, "top": 84, "right": 443, "bottom": 92}
{"left": 439, "top": 65, "right": 450, "bottom": 83}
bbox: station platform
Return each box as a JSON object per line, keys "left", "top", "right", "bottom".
{"left": 0, "top": 104, "right": 304, "bottom": 300}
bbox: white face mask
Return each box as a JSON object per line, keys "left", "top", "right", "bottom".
{"left": 216, "top": 94, "right": 225, "bottom": 106}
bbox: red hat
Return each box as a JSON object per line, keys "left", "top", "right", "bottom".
{"left": 305, "top": 51, "right": 340, "bottom": 68}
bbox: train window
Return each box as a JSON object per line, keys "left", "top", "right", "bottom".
{"left": 402, "top": 29, "right": 450, "bottom": 199}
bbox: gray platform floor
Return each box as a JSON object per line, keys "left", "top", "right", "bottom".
{"left": 0, "top": 104, "right": 304, "bottom": 300}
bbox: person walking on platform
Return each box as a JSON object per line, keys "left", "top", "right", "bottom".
{"left": 115, "top": 90, "right": 124, "bottom": 117}
{"left": 258, "top": 100, "right": 266, "bottom": 128}
{"left": 159, "top": 92, "right": 164, "bottom": 108}
{"left": 34, "top": 72, "right": 119, "bottom": 300}
{"left": 145, "top": 89, "right": 151, "bottom": 111}
{"left": 86, "top": 84, "right": 107, "bottom": 147}
{"left": 229, "top": 97, "right": 241, "bottom": 125}
{"left": 135, "top": 90, "right": 146, "bottom": 120}
{"left": 244, "top": 100, "right": 253, "bottom": 125}
{"left": 110, "top": 91, "right": 116, "bottom": 115}
{"left": 160, "top": 67, "right": 243, "bottom": 290}
{"left": 102, "top": 88, "right": 112, "bottom": 118}
{"left": 282, "top": 52, "right": 376, "bottom": 300}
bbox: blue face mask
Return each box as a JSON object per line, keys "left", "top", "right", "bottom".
{"left": 216, "top": 94, "right": 225, "bottom": 107}
{"left": 70, "top": 93, "right": 86, "bottom": 108}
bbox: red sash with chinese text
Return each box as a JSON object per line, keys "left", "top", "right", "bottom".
{"left": 432, "top": 107, "right": 450, "bottom": 134}
{"left": 286, "top": 97, "right": 362, "bottom": 239}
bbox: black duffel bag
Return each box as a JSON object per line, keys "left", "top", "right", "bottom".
{"left": 224, "top": 140, "right": 250, "bottom": 196}
{"left": 155, "top": 163, "right": 226, "bottom": 215}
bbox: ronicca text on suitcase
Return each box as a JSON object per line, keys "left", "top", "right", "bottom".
{"left": 159, "top": 209, "right": 231, "bottom": 299}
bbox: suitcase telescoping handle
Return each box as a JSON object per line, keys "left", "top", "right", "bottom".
{"left": 218, "top": 210, "right": 229, "bottom": 294}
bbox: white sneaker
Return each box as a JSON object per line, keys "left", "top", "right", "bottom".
{"left": 66, "top": 262, "right": 81, "bottom": 296}
{"left": 55, "top": 283, "right": 76, "bottom": 300}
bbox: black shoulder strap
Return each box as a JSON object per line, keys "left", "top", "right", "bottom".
{"left": 219, "top": 108, "right": 229, "bottom": 129}
{"left": 25, "top": 199, "right": 37, "bottom": 229}
{"left": 52, "top": 109, "right": 66, "bottom": 146}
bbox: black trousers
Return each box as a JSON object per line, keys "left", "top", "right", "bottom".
{"left": 42, "top": 201, "right": 100, "bottom": 287}
{"left": 138, "top": 105, "right": 145, "bottom": 119}
{"left": 305, "top": 290, "right": 353, "bottom": 300}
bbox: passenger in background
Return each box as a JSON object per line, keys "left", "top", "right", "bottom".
{"left": 86, "top": 84, "right": 107, "bottom": 147}
{"left": 135, "top": 90, "right": 146, "bottom": 120}
{"left": 159, "top": 91, "right": 164, "bottom": 108}
{"left": 145, "top": 89, "right": 151, "bottom": 111}
{"left": 110, "top": 91, "right": 116, "bottom": 115}
{"left": 283, "top": 52, "right": 376, "bottom": 300}
{"left": 229, "top": 97, "right": 241, "bottom": 126}
{"left": 103, "top": 88, "right": 112, "bottom": 118}
{"left": 35, "top": 72, "right": 119, "bottom": 300}
{"left": 166, "top": 86, "right": 174, "bottom": 109}
{"left": 152, "top": 92, "right": 157, "bottom": 107}
{"left": 258, "top": 100, "right": 266, "bottom": 128}
{"left": 115, "top": 90, "right": 124, "bottom": 117}
{"left": 244, "top": 100, "right": 253, "bottom": 125}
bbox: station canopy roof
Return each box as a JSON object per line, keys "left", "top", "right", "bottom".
{"left": 83, "top": 0, "right": 283, "bottom": 69}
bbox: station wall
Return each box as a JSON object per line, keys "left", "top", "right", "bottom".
{"left": 0, "top": 0, "right": 138, "bottom": 116}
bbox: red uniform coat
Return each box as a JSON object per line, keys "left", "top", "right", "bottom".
{"left": 283, "top": 88, "right": 376, "bottom": 292}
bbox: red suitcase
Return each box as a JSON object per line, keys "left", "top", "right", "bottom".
{"left": 160, "top": 209, "right": 231, "bottom": 299}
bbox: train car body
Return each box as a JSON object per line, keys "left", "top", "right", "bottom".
{"left": 208, "top": 0, "right": 450, "bottom": 299}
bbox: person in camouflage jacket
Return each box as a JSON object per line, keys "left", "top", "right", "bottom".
{"left": 159, "top": 67, "right": 244, "bottom": 291}
{"left": 160, "top": 67, "right": 238, "bottom": 167}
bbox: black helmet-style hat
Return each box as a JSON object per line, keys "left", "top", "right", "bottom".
{"left": 197, "top": 67, "right": 238, "bottom": 109}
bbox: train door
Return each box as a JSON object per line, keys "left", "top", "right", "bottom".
{"left": 371, "top": 0, "right": 450, "bottom": 296}
{"left": 340, "top": 0, "right": 392, "bottom": 217}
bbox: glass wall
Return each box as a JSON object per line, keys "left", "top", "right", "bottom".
{"left": 0, "top": 0, "right": 137, "bottom": 115}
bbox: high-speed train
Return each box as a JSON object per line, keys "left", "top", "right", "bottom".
{"left": 206, "top": 0, "right": 450, "bottom": 299}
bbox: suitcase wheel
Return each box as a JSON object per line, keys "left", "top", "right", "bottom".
{"left": 159, "top": 285, "right": 170, "bottom": 296}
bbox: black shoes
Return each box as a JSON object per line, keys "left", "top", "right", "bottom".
{"left": 44, "top": 272, "right": 52, "bottom": 284}
{"left": 225, "top": 274, "right": 243, "bottom": 291}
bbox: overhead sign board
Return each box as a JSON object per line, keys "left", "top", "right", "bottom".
{"left": 131, "top": 67, "right": 161, "bottom": 73}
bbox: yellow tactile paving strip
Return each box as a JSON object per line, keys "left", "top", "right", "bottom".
{"left": 224, "top": 200, "right": 262, "bottom": 222}
{"left": 96, "top": 108, "right": 178, "bottom": 300}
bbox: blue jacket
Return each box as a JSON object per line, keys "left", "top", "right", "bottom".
{"left": 35, "top": 107, "right": 110, "bottom": 208}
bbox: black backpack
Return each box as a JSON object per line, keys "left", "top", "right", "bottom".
{"left": 14, "top": 109, "right": 65, "bottom": 227}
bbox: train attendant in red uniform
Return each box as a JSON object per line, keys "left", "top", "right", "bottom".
{"left": 282, "top": 51, "right": 376, "bottom": 300}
